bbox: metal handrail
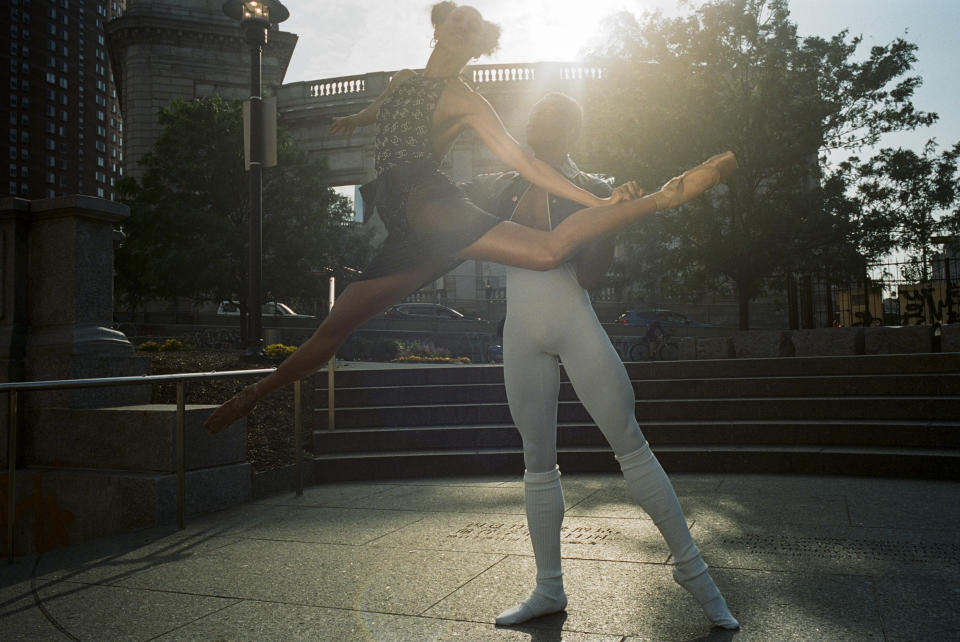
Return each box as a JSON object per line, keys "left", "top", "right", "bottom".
{"left": 3, "top": 367, "right": 311, "bottom": 564}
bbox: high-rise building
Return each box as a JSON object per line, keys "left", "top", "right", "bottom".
{"left": 4, "top": 0, "right": 125, "bottom": 200}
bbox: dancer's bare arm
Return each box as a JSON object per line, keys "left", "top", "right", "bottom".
{"left": 330, "top": 69, "right": 416, "bottom": 138}
{"left": 459, "top": 91, "right": 638, "bottom": 208}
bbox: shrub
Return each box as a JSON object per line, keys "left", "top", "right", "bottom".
{"left": 137, "top": 340, "right": 160, "bottom": 352}
{"left": 265, "top": 343, "right": 298, "bottom": 359}
{"left": 159, "top": 338, "right": 192, "bottom": 351}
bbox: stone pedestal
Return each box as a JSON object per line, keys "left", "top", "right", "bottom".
{"left": 23, "top": 196, "right": 150, "bottom": 409}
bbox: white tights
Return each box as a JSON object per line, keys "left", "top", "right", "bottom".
{"left": 497, "top": 264, "right": 737, "bottom": 629}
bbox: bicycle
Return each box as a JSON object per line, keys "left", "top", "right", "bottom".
{"left": 628, "top": 334, "right": 678, "bottom": 361}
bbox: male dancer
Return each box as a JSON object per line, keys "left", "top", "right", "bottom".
{"left": 461, "top": 93, "right": 738, "bottom": 630}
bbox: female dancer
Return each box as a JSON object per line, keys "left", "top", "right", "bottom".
{"left": 203, "top": 2, "right": 736, "bottom": 436}
{"left": 461, "top": 93, "right": 737, "bottom": 629}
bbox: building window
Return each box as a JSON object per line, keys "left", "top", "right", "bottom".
{"left": 21, "top": 166, "right": 28, "bottom": 178}
{"left": 97, "top": 156, "right": 105, "bottom": 167}
{"left": 9, "top": 181, "right": 17, "bottom": 194}
{"left": 8, "top": 129, "right": 17, "bottom": 143}
{"left": 47, "top": 172, "right": 55, "bottom": 184}
{"left": 46, "top": 188, "right": 56, "bottom": 198}
{"left": 97, "top": 187, "right": 105, "bottom": 198}
{"left": 8, "top": 164, "right": 17, "bottom": 178}
{"left": 9, "top": 147, "right": 17, "bottom": 161}
{"left": 58, "top": 77, "right": 67, "bottom": 89}
{"left": 47, "top": 156, "right": 55, "bottom": 167}
{"left": 20, "top": 148, "right": 27, "bottom": 160}
{"left": 46, "top": 122, "right": 55, "bottom": 134}
{"left": 45, "top": 105, "right": 55, "bottom": 117}
{"left": 59, "top": 159, "right": 68, "bottom": 170}
{"left": 20, "top": 184, "right": 28, "bottom": 196}
{"left": 45, "top": 71, "right": 55, "bottom": 84}
{"left": 8, "top": 95, "right": 17, "bottom": 108}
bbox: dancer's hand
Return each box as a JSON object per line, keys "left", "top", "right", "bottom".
{"left": 330, "top": 115, "right": 360, "bottom": 139}
{"left": 609, "top": 181, "right": 643, "bottom": 204}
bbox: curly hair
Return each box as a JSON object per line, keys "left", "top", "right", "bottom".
{"left": 430, "top": 2, "right": 501, "bottom": 57}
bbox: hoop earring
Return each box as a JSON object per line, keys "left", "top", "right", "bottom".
{"left": 430, "top": 37, "right": 438, "bottom": 48}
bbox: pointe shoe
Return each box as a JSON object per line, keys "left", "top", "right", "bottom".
{"left": 204, "top": 384, "right": 259, "bottom": 434}
{"left": 653, "top": 151, "right": 737, "bottom": 211}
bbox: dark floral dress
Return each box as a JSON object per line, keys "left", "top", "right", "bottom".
{"left": 358, "top": 73, "right": 503, "bottom": 280}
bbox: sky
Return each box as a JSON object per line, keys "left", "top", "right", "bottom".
{"left": 276, "top": 0, "right": 959, "bottom": 163}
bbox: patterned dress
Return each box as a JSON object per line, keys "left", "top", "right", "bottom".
{"left": 358, "top": 73, "right": 503, "bottom": 280}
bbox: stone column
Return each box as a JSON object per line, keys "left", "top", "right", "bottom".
{"left": 0, "top": 199, "right": 32, "bottom": 469}
{"left": 24, "top": 196, "right": 150, "bottom": 409}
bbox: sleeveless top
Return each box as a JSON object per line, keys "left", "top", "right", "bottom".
{"left": 356, "top": 73, "right": 504, "bottom": 281}
{"left": 374, "top": 74, "right": 448, "bottom": 175}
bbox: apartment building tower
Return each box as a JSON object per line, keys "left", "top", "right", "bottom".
{"left": 4, "top": 0, "right": 125, "bottom": 200}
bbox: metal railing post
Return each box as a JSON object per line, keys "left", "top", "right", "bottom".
{"left": 176, "top": 382, "right": 185, "bottom": 530}
{"left": 328, "top": 276, "right": 336, "bottom": 432}
{"left": 294, "top": 379, "right": 303, "bottom": 496}
{"left": 7, "top": 389, "right": 16, "bottom": 564}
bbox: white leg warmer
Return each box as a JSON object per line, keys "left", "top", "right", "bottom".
{"left": 495, "top": 466, "right": 568, "bottom": 625}
{"left": 617, "top": 445, "right": 738, "bottom": 629}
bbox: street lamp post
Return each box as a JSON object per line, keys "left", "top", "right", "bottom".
{"left": 222, "top": 0, "right": 289, "bottom": 358}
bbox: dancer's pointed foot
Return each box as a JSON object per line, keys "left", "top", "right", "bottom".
{"left": 204, "top": 384, "right": 259, "bottom": 434}
{"left": 495, "top": 589, "right": 567, "bottom": 626}
{"left": 673, "top": 567, "right": 739, "bottom": 629}
{"left": 653, "top": 151, "right": 737, "bottom": 211}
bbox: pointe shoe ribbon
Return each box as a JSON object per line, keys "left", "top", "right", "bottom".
{"left": 653, "top": 151, "right": 737, "bottom": 211}
{"left": 203, "top": 384, "right": 259, "bottom": 434}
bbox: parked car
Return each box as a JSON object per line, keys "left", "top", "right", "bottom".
{"left": 615, "top": 309, "right": 710, "bottom": 327}
{"left": 384, "top": 303, "right": 479, "bottom": 320}
{"left": 217, "top": 301, "right": 315, "bottom": 319}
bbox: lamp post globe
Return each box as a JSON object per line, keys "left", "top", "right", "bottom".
{"left": 222, "top": 0, "right": 288, "bottom": 359}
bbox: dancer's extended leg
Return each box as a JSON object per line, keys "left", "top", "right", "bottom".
{"left": 617, "top": 445, "right": 739, "bottom": 629}
{"left": 203, "top": 257, "right": 452, "bottom": 433}
{"left": 460, "top": 152, "right": 735, "bottom": 269}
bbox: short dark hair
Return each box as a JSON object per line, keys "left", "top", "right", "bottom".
{"left": 532, "top": 92, "right": 583, "bottom": 141}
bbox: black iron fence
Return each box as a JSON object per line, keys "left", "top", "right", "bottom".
{"left": 787, "top": 257, "right": 960, "bottom": 329}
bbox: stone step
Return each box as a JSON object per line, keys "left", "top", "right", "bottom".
{"left": 314, "top": 396, "right": 960, "bottom": 430}
{"left": 314, "top": 353, "right": 960, "bottom": 389}
{"left": 316, "top": 373, "right": 960, "bottom": 407}
{"left": 309, "top": 445, "right": 960, "bottom": 481}
{"left": 312, "top": 420, "right": 960, "bottom": 454}
{"left": 27, "top": 405, "right": 246, "bottom": 472}
{"left": 4, "top": 463, "right": 251, "bottom": 556}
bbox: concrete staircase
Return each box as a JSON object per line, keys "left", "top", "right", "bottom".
{"left": 311, "top": 354, "right": 960, "bottom": 481}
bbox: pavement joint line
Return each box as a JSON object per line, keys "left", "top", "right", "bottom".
{"left": 142, "top": 597, "right": 244, "bottom": 642}
{"left": 415, "top": 553, "right": 509, "bottom": 617}
{"left": 30, "top": 557, "right": 81, "bottom": 642}
{"left": 359, "top": 515, "right": 430, "bottom": 547}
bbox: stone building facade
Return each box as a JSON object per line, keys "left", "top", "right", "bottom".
{"left": 106, "top": 0, "right": 296, "bottom": 180}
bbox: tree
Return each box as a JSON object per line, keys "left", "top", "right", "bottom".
{"left": 579, "top": 0, "right": 936, "bottom": 328}
{"left": 838, "top": 140, "right": 960, "bottom": 281}
{"left": 115, "top": 96, "right": 370, "bottom": 317}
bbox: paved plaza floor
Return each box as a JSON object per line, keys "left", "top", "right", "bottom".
{"left": 2, "top": 473, "right": 958, "bottom": 641}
